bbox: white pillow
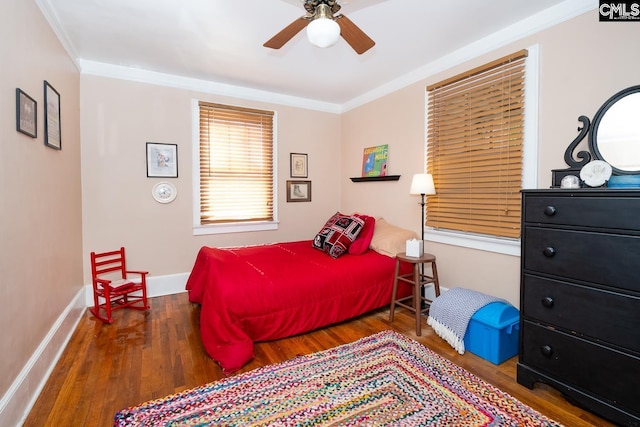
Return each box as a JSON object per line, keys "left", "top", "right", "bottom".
{"left": 369, "top": 218, "right": 418, "bottom": 257}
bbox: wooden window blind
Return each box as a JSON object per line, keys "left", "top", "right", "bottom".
{"left": 426, "top": 49, "right": 527, "bottom": 239}
{"left": 198, "top": 101, "right": 274, "bottom": 225}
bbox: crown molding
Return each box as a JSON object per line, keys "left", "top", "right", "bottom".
{"left": 36, "top": 0, "right": 81, "bottom": 72}
{"left": 341, "top": 0, "right": 597, "bottom": 112}
{"left": 79, "top": 60, "right": 342, "bottom": 114}
{"left": 38, "top": 0, "right": 595, "bottom": 114}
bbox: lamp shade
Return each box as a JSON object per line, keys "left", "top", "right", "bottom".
{"left": 410, "top": 173, "right": 436, "bottom": 195}
{"left": 306, "top": 18, "right": 340, "bottom": 48}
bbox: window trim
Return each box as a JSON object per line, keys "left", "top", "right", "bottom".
{"left": 191, "top": 99, "right": 279, "bottom": 235}
{"left": 422, "top": 45, "right": 539, "bottom": 256}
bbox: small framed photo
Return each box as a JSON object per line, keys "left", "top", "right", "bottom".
{"left": 146, "top": 142, "right": 178, "bottom": 178}
{"left": 290, "top": 153, "right": 308, "bottom": 178}
{"left": 16, "top": 88, "right": 37, "bottom": 138}
{"left": 44, "top": 81, "right": 61, "bottom": 149}
{"left": 286, "top": 180, "right": 311, "bottom": 202}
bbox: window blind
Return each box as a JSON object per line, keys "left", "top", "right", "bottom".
{"left": 198, "top": 102, "right": 274, "bottom": 225}
{"left": 426, "top": 49, "right": 527, "bottom": 239}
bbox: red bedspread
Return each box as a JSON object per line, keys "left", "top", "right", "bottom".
{"left": 186, "top": 240, "right": 410, "bottom": 372}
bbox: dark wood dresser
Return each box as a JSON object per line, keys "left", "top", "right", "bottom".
{"left": 518, "top": 189, "right": 640, "bottom": 426}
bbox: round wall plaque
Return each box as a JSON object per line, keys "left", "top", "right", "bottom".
{"left": 152, "top": 182, "right": 177, "bottom": 203}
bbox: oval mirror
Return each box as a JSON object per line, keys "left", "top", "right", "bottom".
{"left": 589, "top": 85, "right": 640, "bottom": 175}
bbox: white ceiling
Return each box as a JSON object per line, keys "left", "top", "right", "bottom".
{"left": 38, "top": 0, "right": 594, "bottom": 110}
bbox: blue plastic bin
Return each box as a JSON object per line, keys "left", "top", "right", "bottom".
{"left": 463, "top": 301, "right": 520, "bottom": 364}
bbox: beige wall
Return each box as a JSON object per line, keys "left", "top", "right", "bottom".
{"left": 0, "top": 0, "right": 82, "bottom": 417}
{"left": 341, "top": 10, "right": 640, "bottom": 305}
{"left": 80, "top": 76, "right": 342, "bottom": 282}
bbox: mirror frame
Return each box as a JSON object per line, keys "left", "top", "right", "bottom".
{"left": 588, "top": 84, "right": 640, "bottom": 175}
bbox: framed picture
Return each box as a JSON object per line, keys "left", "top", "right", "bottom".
{"left": 146, "top": 142, "right": 178, "bottom": 178}
{"left": 44, "top": 81, "right": 61, "bottom": 150}
{"left": 290, "top": 153, "right": 308, "bottom": 178}
{"left": 362, "top": 144, "right": 389, "bottom": 177}
{"left": 286, "top": 180, "right": 311, "bottom": 202}
{"left": 16, "top": 89, "right": 37, "bottom": 138}
{"left": 362, "top": 144, "right": 388, "bottom": 177}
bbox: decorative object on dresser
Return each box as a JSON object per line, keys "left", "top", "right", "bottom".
{"left": 551, "top": 85, "right": 640, "bottom": 188}
{"left": 519, "top": 189, "right": 640, "bottom": 426}
{"left": 559, "top": 174, "right": 580, "bottom": 189}
{"left": 579, "top": 159, "right": 612, "bottom": 187}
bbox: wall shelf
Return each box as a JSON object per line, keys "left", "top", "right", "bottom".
{"left": 350, "top": 175, "right": 400, "bottom": 182}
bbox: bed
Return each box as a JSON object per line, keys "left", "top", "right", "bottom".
{"left": 186, "top": 215, "right": 417, "bottom": 372}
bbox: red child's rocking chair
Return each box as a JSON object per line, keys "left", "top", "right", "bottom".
{"left": 90, "top": 247, "right": 149, "bottom": 323}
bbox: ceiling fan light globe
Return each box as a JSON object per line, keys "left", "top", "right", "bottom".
{"left": 306, "top": 18, "right": 340, "bottom": 48}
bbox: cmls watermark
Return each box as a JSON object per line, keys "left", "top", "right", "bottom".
{"left": 599, "top": 1, "right": 640, "bottom": 21}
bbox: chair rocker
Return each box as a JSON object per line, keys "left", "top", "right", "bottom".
{"left": 90, "top": 247, "right": 149, "bottom": 323}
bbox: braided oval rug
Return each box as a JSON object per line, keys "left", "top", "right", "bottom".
{"left": 114, "top": 330, "right": 562, "bottom": 426}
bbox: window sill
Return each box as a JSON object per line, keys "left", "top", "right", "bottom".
{"left": 193, "top": 220, "right": 278, "bottom": 236}
{"left": 423, "top": 229, "right": 520, "bottom": 256}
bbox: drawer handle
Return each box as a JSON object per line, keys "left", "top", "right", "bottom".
{"left": 540, "top": 345, "right": 553, "bottom": 358}
{"left": 542, "top": 247, "right": 556, "bottom": 257}
{"left": 543, "top": 206, "right": 557, "bottom": 216}
{"left": 541, "top": 296, "right": 554, "bottom": 308}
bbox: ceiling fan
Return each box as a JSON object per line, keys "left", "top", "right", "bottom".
{"left": 263, "top": 0, "right": 375, "bottom": 54}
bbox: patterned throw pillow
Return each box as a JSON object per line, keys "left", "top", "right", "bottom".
{"left": 348, "top": 214, "right": 376, "bottom": 255}
{"left": 313, "top": 212, "right": 365, "bottom": 258}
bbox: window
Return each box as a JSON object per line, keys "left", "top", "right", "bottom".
{"left": 195, "top": 101, "right": 276, "bottom": 234}
{"left": 425, "top": 49, "right": 529, "bottom": 244}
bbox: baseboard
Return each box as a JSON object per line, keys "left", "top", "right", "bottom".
{"left": 4, "top": 272, "right": 435, "bottom": 424}
{"left": 1, "top": 272, "right": 189, "bottom": 426}
{"left": 0, "top": 287, "right": 85, "bottom": 427}
{"left": 83, "top": 272, "right": 189, "bottom": 306}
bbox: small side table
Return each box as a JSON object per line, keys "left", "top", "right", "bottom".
{"left": 389, "top": 252, "right": 441, "bottom": 336}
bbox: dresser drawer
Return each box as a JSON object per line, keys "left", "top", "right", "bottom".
{"left": 523, "top": 227, "right": 640, "bottom": 293}
{"left": 522, "top": 275, "right": 640, "bottom": 353}
{"left": 524, "top": 195, "right": 640, "bottom": 230}
{"left": 521, "top": 321, "right": 640, "bottom": 416}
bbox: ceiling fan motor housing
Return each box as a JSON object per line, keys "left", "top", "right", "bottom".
{"left": 304, "top": 0, "right": 341, "bottom": 16}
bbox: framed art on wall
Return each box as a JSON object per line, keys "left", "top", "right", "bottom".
{"left": 290, "top": 153, "right": 308, "bottom": 178}
{"left": 361, "top": 144, "right": 388, "bottom": 177}
{"left": 146, "top": 142, "right": 178, "bottom": 178}
{"left": 44, "top": 81, "right": 61, "bottom": 149}
{"left": 16, "top": 88, "right": 37, "bottom": 138}
{"left": 286, "top": 180, "right": 311, "bottom": 202}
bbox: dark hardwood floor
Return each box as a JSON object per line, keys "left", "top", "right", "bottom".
{"left": 24, "top": 293, "right": 613, "bottom": 426}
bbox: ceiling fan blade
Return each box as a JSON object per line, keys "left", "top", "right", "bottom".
{"left": 336, "top": 15, "right": 375, "bottom": 54}
{"left": 264, "top": 17, "right": 309, "bottom": 50}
